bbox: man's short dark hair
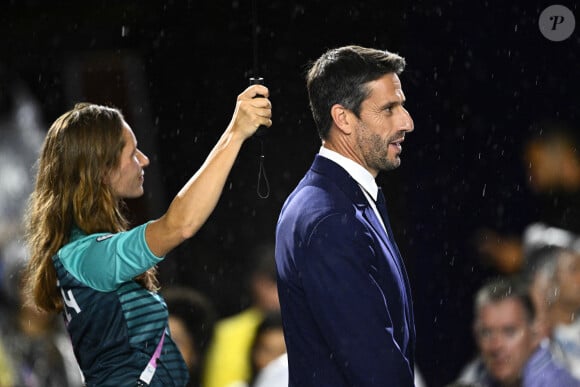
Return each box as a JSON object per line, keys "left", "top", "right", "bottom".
{"left": 306, "top": 45, "right": 406, "bottom": 139}
{"left": 474, "top": 276, "right": 536, "bottom": 323}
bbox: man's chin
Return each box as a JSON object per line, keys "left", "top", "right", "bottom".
{"left": 490, "top": 368, "right": 516, "bottom": 384}
{"left": 380, "top": 157, "right": 401, "bottom": 171}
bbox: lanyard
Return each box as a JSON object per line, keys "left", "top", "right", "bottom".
{"left": 138, "top": 330, "right": 166, "bottom": 385}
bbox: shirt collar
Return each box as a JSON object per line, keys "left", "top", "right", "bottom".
{"left": 319, "top": 146, "right": 378, "bottom": 201}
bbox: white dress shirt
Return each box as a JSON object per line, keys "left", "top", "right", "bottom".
{"left": 318, "top": 146, "right": 386, "bottom": 231}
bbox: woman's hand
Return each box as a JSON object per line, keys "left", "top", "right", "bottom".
{"left": 228, "top": 84, "right": 272, "bottom": 140}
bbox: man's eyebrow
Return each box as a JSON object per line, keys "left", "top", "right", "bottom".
{"left": 380, "top": 99, "right": 406, "bottom": 110}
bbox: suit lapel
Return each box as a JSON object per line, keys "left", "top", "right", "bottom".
{"left": 361, "top": 206, "right": 399, "bottom": 258}
{"left": 310, "top": 155, "right": 400, "bottom": 262}
{"left": 309, "top": 155, "right": 416, "bottom": 332}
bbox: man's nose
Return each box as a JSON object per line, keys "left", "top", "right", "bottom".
{"left": 488, "top": 335, "right": 504, "bottom": 352}
{"left": 401, "top": 108, "right": 414, "bottom": 132}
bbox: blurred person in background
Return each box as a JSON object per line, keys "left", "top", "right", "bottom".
{"left": 227, "top": 311, "right": 286, "bottom": 387}
{"left": 163, "top": 286, "right": 217, "bottom": 387}
{"left": 0, "top": 336, "right": 14, "bottom": 387}
{"left": 455, "top": 276, "right": 578, "bottom": 386}
{"left": 0, "top": 65, "right": 79, "bottom": 387}
{"left": 521, "top": 223, "right": 577, "bottom": 340}
{"left": 520, "top": 223, "right": 580, "bottom": 379}
{"left": 542, "top": 244, "right": 580, "bottom": 378}
{"left": 203, "top": 242, "right": 280, "bottom": 387}
{"left": 549, "top": 246, "right": 580, "bottom": 379}
{"left": 475, "top": 123, "right": 580, "bottom": 275}
{"left": 0, "top": 65, "right": 44, "bottom": 314}
{"left": 0, "top": 259, "right": 82, "bottom": 387}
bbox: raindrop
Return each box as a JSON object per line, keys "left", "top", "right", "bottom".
{"left": 121, "top": 25, "right": 129, "bottom": 37}
{"left": 482, "top": 183, "right": 486, "bottom": 197}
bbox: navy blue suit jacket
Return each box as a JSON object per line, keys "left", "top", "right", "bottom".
{"left": 275, "top": 155, "right": 416, "bottom": 386}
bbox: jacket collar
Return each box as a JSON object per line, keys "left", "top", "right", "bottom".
{"left": 310, "top": 154, "right": 368, "bottom": 208}
{"left": 318, "top": 146, "right": 378, "bottom": 201}
{"left": 310, "top": 155, "right": 393, "bottom": 251}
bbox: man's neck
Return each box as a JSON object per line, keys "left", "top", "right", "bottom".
{"left": 499, "top": 380, "right": 522, "bottom": 387}
{"left": 322, "top": 139, "right": 377, "bottom": 178}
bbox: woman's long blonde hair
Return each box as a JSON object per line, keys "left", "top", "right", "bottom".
{"left": 23, "top": 103, "right": 158, "bottom": 313}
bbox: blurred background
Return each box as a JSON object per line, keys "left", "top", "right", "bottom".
{"left": 0, "top": 0, "right": 578, "bottom": 385}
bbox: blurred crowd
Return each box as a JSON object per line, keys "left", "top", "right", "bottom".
{"left": 449, "top": 223, "right": 580, "bottom": 387}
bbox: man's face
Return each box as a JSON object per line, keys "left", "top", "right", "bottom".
{"left": 555, "top": 251, "right": 580, "bottom": 310}
{"left": 252, "top": 327, "right": 287, "bottom": 371}
{"left": 106, "top": 122, "right": 150, "bottom": 199}
{"left": 354, "top": 73, "right": 414, "bottom": 176}
{"left": 475, "top": 298, "right": 538, "bottom": 385}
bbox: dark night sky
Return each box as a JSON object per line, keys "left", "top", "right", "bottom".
{"left": 1, "top": 0, "right": 579, "bottom": 385}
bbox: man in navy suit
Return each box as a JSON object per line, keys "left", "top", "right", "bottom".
{"left": 275, "top": 45, "right": 416, "bottom": 386}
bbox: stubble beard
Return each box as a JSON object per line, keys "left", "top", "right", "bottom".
{"left": 356, "top": 123, "right": 401, "bottom": 173}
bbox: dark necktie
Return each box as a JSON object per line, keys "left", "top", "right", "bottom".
{"left": 376, "top": 187, "right": 405, "bottom": 265}
{"left": 376, "top": 187, "right": 395, "bottom": 242}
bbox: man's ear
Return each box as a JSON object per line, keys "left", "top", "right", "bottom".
{"left": 330, "top": 104, "right": 353, "bottom": 135}
{"left": 530, "top": 319, "right": 544, "bottom": 348}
